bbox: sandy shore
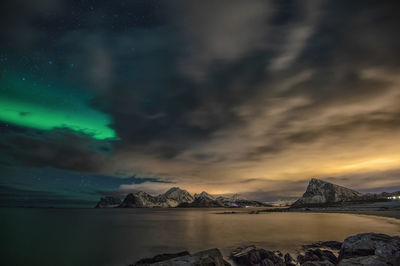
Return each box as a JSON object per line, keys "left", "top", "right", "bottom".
{"left": 294, "top": 208, "right": 400, "bottom": 219}
{"left": 258, "top": 200, "right": 400, "bottom": 219}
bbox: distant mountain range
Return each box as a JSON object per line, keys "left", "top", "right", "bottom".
{"left": 119, "top": 187, "right": 194, "bottom": 208}
{"left": 179, "top": 191, "right": 266, "bottom": 208}
{"left": 95, "top": 187, "right": 268, "bottom": 208}
{"left": 96, "top": 178, "right": 399, "bottom": 209}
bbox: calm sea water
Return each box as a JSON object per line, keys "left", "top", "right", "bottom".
{"left": 1, "top": 208, "right": 399, "bottom": 266}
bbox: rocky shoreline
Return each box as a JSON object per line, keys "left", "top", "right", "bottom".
{"left": 131, "top": 233, "right": 400, "bottom": 266}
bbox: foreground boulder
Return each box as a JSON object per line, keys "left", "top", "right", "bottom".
{"left": 231, "top": 245, "right": 284, "bottom": 265}
{"left": 297, "top": 249, "right": 337, "bottom": 265}
{"left": 131, "top": 232, "right": 400, "bottom": 266}
{"left": 303, "top": 241, "right": 342, "bottom": 250}
{"left": 132, "top": 248, "right": 230, "bottom": 266}
{"left": 338, "top": 233, "right": 400, "bottom": 265}
{"left": 284, "top": 253, "right": 296, "bottom": 266}
{"left": 292, "top": 178, "right": 363, "bottom": 207}
{"left": 133, "top": 251, "right": 190, "bottom": 265}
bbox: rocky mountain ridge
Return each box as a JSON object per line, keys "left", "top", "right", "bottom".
{"left": 96, "top": 187, "right": 267, "bottom": 208}
{"left": 119, "top": 187, "right": 193, "bottom": 208}
{"left": 292, "top": 178, "right": 364, "bottom": 207}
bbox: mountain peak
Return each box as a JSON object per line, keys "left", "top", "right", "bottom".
{"left": 195, "top": 191, "right": 215, "bottom": 200}
{"left": 161, "top": 187, "right": 194, "bottom": 203}
{"left": 165, "top": 187, "right": 183, "bottom": 194}
{"left": 292, "top": 178, "right": 363, "bottom": 207}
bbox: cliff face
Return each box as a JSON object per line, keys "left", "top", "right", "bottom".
{"left": 292, "top": 178, "right": 363, "bottom": 207}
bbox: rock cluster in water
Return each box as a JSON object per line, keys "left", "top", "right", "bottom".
{"left": 95, "top": 187, "right": 267, "bottom": 208}
{"left": 132, "top": 233, "right": 400, "bottom": 265}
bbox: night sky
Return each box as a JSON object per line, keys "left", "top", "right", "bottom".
{"left": 1, "top": 0, "right": 400, "bottom": 207}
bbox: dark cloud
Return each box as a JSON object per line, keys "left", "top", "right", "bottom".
{"left": 0, "top": 127, "right": 111, "bottom": 172}
{"left": 1, "top": 0, "right": 400, "bottom": 203}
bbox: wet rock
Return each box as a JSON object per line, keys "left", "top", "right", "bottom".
{"left": 297, "top": 249, "right": 337, "bottom": 265}
{"left": 133, "top": 251, "right": 190, "bottom": 265}
{"left": 300, "top": 261, "right": 334, "bottom": 266}
{"left": 231, "top": 246, "right": 258, "bottom": 265}
{"left": 303, "top": 241, "right": 342, "bottom": 250}
{"left": 338, "top": 255, "right": 388, "bottom": 266}
{"left": 338, "top": 233, "right": 400, "bottom": 265}
{"left": 231, "top": 245, "right": 284, "bottom": 265}
{"left": 133, "top": 248, "right": 230, "bottom": 266}
{"left": 284, "top": 253, "right": 296, "bottom": 266}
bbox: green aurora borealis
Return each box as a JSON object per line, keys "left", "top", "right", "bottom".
{"left": 0, "top": 72, "right": 117, "bottom": 140}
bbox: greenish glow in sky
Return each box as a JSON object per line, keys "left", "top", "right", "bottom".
{"left": 0, "top": 72, "right": 117, "bottom": 140}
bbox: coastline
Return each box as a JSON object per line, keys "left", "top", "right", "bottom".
{"left": 132, "top": 232, "right": 400, "bottom": 266}
{"left": 258, "top": 200, "right": 400, "bottom": 219}
{"left": 291, "top": 209, "right": 400, "bottom": 219}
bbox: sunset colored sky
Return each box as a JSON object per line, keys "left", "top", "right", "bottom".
{"left": 1, "top": 0, "right": 399, "bottom": 207}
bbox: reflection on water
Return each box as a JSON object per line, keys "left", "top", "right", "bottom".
{"left": 1, "top": 208, "right": 399, "bottom": 266}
